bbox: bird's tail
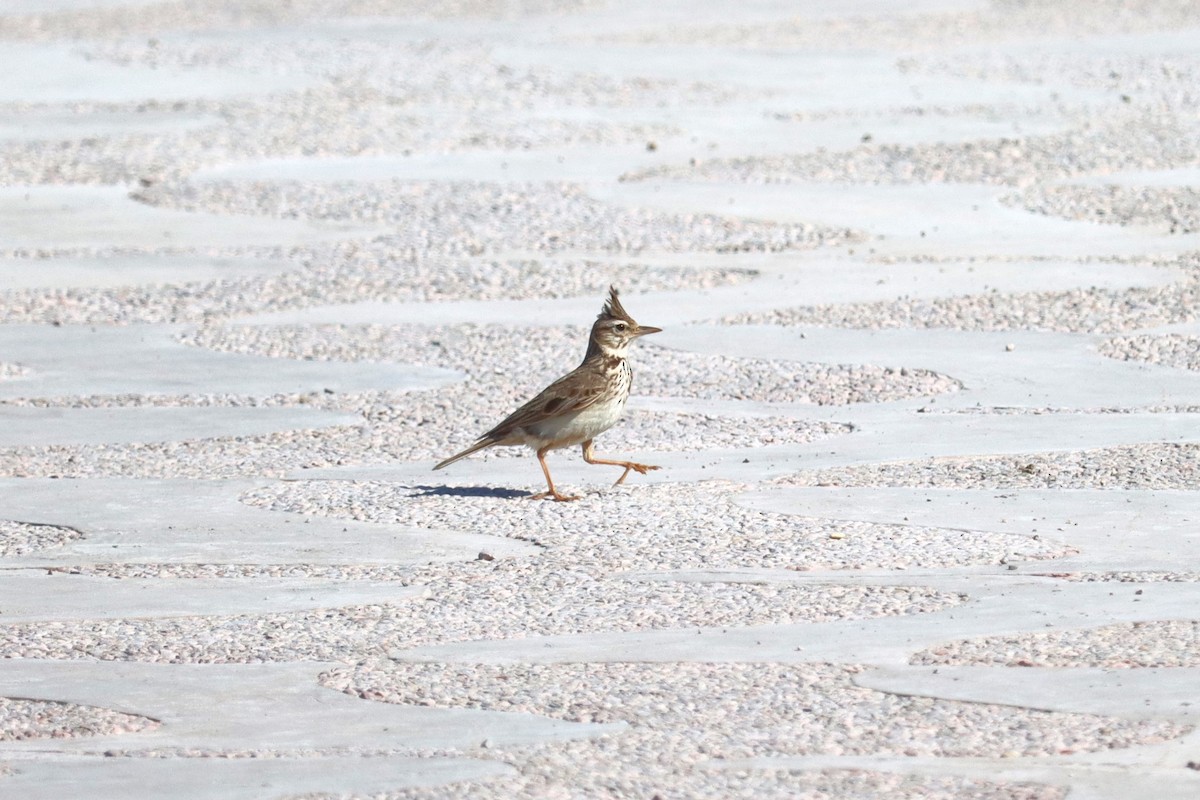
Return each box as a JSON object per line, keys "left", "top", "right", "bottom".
{"left": 432, "top": 438, "right": 495, "bottom": 470}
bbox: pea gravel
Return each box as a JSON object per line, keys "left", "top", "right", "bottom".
{"left": 901, "top": 48, "right": 1200, "bottom": 113}
{"left": 132, "top": 180, "right": 857, "bottom": 255}
{"left": 605, "top": 0, "right": 1200, "bottom": 50}
{"left": 1099, "top": 334, "right": 1200, "bottom": 371}
{"left": 0, "top": 697, "right": 159, "bottom": 741}
{"left": 81, "top": 37, "right": 744, "bottom": 111}
{"left": 912, "top": 620, "right": 1200, "bottom": 668}
{"left": 0, "top": 584, "right": 960, "bottom": 664}
{"left": 241, "top": 481, "right": 1070, "bottom": 572}
{"left": 323, "top": 764, "right": 1065, "bottom": 800}
{"left": 65, "top": 563, "right": 425, "bottom": 581}
{"left": 724, "top": 259, "right": 1199, "bottom": 334}
{"left": 1038, "top": 571, "right": 1200, "bottom": 583}
{"left": 780, "top": 443, "right": 1200, "bottom": 491}
{"left": 621, "top": 116, "right": 1199, "bottom": 189}
{"left": 0, "top": 251, "right": 755, "bottom": 326}
{"left": 0, "top": 519, "right": 84, "bottom": 557}
{"left": 1, "top": 90, "right": 676, "bottom": 187}
{"left": 0, "top": 0, "right": 602, "bottom": 42}
{"left": 1010, "top": 184, "right": 1200, "bottom": 235}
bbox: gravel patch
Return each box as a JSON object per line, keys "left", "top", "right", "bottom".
{"left": 242, "top": 481, "right": 1070, "bottom": 572}
{"left": 724, "top": 265, "right": 1200, "bottom": 334}
{"left": 0, "top": 696, "right": 159, "bottom": 741}
{"left": 780, "top": 443, "right": 1200, "bottom": 491}
{"left": 0, "top": 519, "right": 84, "bottom": 557}
{"left": 1035, "top": 571, "right": 1200, "bottom": 583}
{"left": 1009, "top": 184, "right": 1200, "bottom": 234}
{"left": 621, "top": 116, "right": 1199, "bottom": 189}
{"left": 605, "top": 0, "right": 1200, "bottom": 50}
{"left": 321, "top": 661, "right": 1187, "bottom": 755}
{"left": 0, "top": 252, "right": 754, "bottom": 326}
{"left": 901, "top": 49, "right": 1200, "bottom": 112}
{"left": 335, "top": 764, "right": 1066, "bottom": 800}
{"left": 1, "top": 89, "right": 677, "bottom": 186}
{"left": 931, "top": 404, "right": 1200, "bottom": 415}
{"left": 132, "top": 180, "right": 857, "bottom": 255}
{"left": 912, "top": 619, "right": 1200, "bottom": 667}
{"left": 0, "top": 363, "right": 30, "bottom": 379}
{"left": 1099, "top": 334, "right": 1200, "bottom": 371}
{"left": 64, "top": 563, "right": 424, "bottom": 580}
{"left": 0, "top": 0, "right": 601, "bottom": 41}
{"left": 0, "top": 422, "right": 367, "bottom": 479}
{"left": 81, "top": 37, "right": 745, "bottom": 111}
{"left": 0, "top": 585, "right": 962, "bottom": 663}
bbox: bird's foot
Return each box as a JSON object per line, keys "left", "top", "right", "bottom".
{"left": 613, "top": 462, "right": 661, "bottom": 486}
{"left": 528, "top": 490, "right": 581, "bottom": 502}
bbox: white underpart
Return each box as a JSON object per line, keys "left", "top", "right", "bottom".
{"left": 525, "top": 361, "right": 631, "bottom": 449}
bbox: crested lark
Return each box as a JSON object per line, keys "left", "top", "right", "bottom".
{"left": 433, "top": 286, "right": 662, "bottom": 501}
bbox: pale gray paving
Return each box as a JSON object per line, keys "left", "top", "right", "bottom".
{"left": 0, "top": 322, "right": 457, "bottom": 399}
{"left": 0, "top": 185, "right": 382, "bottom": 252}
{"left": 0, "top": 478, "right": 534, "bottom": 570}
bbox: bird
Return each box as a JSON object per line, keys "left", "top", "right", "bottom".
{"left": 433, "top": 286, "right": 662, "bottom": 501}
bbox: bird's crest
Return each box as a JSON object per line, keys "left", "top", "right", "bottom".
{"left": 600, "top": 285, "right": 635, "bottom": 325}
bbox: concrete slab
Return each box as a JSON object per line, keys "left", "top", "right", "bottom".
{"left": 0, "top": 573, "right": 423, "bottom": 622}
{"left": 855, "top": 665, "right": 1200, "bottom": 720}
{"left": 0, "top": 661, "right": 614, "bottom": 799}
{"left": 605, "top": 180, "right": 1200, "bottom": 258}
{"left": 739, "top": 488, "right": 1200, "bottom": 575}
{"left": 0, "top": 478, "right": 537, "bottom": 569}
{"left": 388, "top": 578, "right": 1200, "bottom": 666}
{"left": 0, "top": 107, "right": 220, "bottom": 143}
{"left": 0, "top": 254, "right": 292, "bottom": 291}
{"left": 0, "top": 756, "right": 511, "bottom": 800}
{"left": 0, "top": 43, "right": 311, "bottom": 104}
{"left": 664, "top": 324, "right": 1200, "bottom": 409}
{"left": 0, "top": 186, "right": 382, "bottom": 252}
{"left": 0, "top": 406, "right": 361, "bottom": 446}
{"left": 0, "top": 323, "right": 459, "bottom": 399}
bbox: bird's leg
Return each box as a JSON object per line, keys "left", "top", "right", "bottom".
{"left": 581, "top": 439, "right": 661, "bottom": 486}
{"left": 528, "top": 445, "right": 581, "bottom": 502}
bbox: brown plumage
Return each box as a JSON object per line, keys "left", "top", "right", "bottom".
{"left": 433, "top": 286, "right": 662, "bottom": 500}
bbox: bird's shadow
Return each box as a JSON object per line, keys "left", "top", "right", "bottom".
{"left": 410, "top": 484, "right": 529, "bottom": 500}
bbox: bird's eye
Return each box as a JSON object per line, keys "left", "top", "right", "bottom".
{"left": 614, "top": 323, "right": 627, "bottom": 332}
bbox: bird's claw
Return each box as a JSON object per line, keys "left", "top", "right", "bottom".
{"left": 528, "top": 491, "right": 581, "bottom": 502}
{"left": 613, "top": 462, "right": 661, "bottom": 486}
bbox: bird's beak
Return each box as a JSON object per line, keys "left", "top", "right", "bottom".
{"left": 633, "top": 325, "right": 662, "bottom": 337}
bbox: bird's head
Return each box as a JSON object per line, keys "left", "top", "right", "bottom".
{"left": 586, "top": 286, "right": 662, "bottom": 359}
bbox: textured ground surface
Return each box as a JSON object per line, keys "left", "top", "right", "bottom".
{"left": 2, "top": 1, "right": 1200, "bottom": 798}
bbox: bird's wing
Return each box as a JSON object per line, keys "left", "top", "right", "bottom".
{"left": 481, "top": 364, "right": 610, "bottom": 441}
